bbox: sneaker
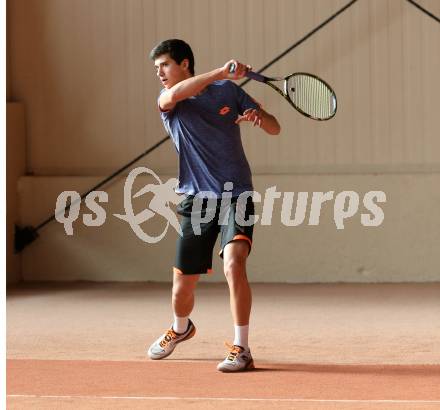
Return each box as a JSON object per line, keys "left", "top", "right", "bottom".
{"left": 147, "top": 319, "right": 196, "bottom": 360}
{"left": 216, "top": 342, "right": 255, "bottom": 372}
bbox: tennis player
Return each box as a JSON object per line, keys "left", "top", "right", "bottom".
{"left": 147, "top": 39, "right": 280, "bottom": 372}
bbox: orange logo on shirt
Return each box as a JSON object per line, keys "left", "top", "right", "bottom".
{"left": 219, "top": 106, "right": 231, "bottom": 115}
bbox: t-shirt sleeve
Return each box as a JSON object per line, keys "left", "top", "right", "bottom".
{"left": 231, "top": 82, "right": 261, "bottom": 115}
{"left": 157, "top": 89, "right": 175, "bottom": 121}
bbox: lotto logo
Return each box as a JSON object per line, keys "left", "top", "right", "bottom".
{"left": 219, "top": 106, "right": 231, "bottom": 115}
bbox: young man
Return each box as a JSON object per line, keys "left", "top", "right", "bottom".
{"left": 147, "top": 39, "right": 280, "bottom": 372}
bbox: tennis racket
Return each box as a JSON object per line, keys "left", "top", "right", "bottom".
{"left": 229, "top": 64, "right": 337, "bottom": 121}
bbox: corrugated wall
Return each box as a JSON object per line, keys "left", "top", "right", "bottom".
{"left": 8, "top": 0, "right": 440, "bottom": 176}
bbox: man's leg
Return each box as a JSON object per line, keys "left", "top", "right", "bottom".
{"left": 222, "top": 241, "right": 252, "bottom": 326}
{"left": 147, "top": 271, "right": 199, "bottom": 360}
{"left": 217, "top": 240, "right": 254, "bottom": 372}
{"left": 172, "top": 270, "right": 200, "bottom": 330}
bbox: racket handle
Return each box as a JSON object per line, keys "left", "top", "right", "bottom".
{"left": 245, "top": 71, "right": 266, "bottom": 82}
{"left": 228, "top": 63, "right": 266, "bottom": 83}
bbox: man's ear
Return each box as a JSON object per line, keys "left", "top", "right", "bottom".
{"left": 181, "top": 59, "right": 189, "bottom": 71}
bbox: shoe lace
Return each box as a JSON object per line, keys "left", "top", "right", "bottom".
{"left": 159, "top": 329, "right": 178, "bottom": 348}
{"left": 224, "top": 342, "right": 243, "bottom": 361}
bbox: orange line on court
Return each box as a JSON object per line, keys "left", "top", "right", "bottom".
{"left": 7, "top": 359, "right": 440, "bottom": 402}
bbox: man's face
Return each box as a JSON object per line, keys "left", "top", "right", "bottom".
{"left": 154, "top": 54, "right": 188, "bottom": 89}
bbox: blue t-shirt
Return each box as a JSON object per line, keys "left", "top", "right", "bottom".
{"left": 159, "top": 80, "right": 259, "bottom": 197}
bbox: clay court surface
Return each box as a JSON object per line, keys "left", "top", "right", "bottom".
{"left": 6, "top": 282, "right": 440, "bottom": 409}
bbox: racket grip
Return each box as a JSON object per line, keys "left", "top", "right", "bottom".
{"left": 229, "top": 63, "right": 266, "bottom": 82}
{"left": 245, "top": 71, "right": 266, "bottom": 82}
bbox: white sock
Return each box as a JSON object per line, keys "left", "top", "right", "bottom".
{"left": 233, "top": 324, "right": 249, "bottom": 349}
{"left": 173, "top": 315, "right": 189, "bottom": 334}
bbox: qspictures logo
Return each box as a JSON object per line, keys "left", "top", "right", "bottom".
{"left": 54, "top": 167, "right": 386, "bottom": 244}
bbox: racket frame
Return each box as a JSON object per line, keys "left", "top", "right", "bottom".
{"left": 228, "top": 63, "right": 337, "bottom": 120}
{"left": 255, "top": 72, "right": 337, "bottom": 121}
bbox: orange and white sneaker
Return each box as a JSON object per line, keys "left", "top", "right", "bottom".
{"left": 216, "top": 342, "right": 255, "bottom": 372}
{"left": 147, "top": 319, "right": 196, "bottom": 360}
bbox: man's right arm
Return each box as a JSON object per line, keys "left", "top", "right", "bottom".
{"left": 159, "top": 60, "right": 250, "bottom": 112}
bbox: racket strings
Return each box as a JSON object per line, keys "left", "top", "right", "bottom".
{"left": 287, "top": 75, "right": 336, "bottom": 120}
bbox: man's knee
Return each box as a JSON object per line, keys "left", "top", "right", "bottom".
{"left": 224, "top": 258, "right": 247, "bottom": 282}
{"left": 173, "top": 273, "right": 199, "bottom": 297}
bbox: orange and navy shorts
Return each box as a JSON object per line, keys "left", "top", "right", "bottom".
{"left": 173, "top": 195, "right": 255, "bottom": 275}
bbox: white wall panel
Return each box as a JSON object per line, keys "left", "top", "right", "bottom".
{"left": 18, "top": 173, "right": 440, "bottom": 282}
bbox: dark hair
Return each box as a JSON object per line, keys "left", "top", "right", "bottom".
{"left": 149, "top": 39, "right": 195, "bottom": 75}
